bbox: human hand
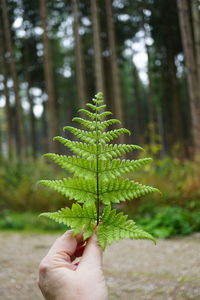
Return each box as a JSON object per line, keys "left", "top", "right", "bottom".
{"left": 38, "top": 230, "right": 108, "bottom": 300}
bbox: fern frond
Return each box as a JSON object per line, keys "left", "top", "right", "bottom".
{"left": 44, "top": 154, "right": 96, "bottom": 179}
{"left": 40, "top": 93, "right": 160, "bottom": 249}
{"left": 92, "top": 99, "right": 104, "bottom": 105}
{"left": 39, "top": 178, "right": 97, "bottom": 205}
{"left": 97, "top": 111, "right": 113, "bottom": 120}
{"left": 72, "top": 117, "right": 96, "bottom": 130}
{"left": 79, "top": 108, "right": 112, "bottom": 121}
{"left": 99, "top": 178, "right": 160, "bottom": 204}
{"left": 99, "top": 119, "right": 121, "bottom": 129}
{"left": 99, "top": 144, "right": 143, "bottom": 159}
{"left": 72, "top": 117, "right": 121, "bottom": 131}
{"left": 78, "top": 109, "right": 97, "bottom": 120}
{"left": 54, "top": 137, "right": 143, "bottom": 159}
{"left": 40, "top": 203, "right": 96, "bottom": 239}
{"left": 63, "top": 126, "right": 97, "bottom": 143}
{"left": 101, "top": 128, "right": 131, "bottom": 143}
{"left": 86, "top": 103, "right": 106, "bottom": 112}
{"left": 99, "top": 158, "right": 153, "bottom": 180}
{"left": 53, "top": 137, "right": 98, "bottom": 158}
{"left": 98, "top": 205, "right": 155, "bottom": 249}
{"left": 63, "top": 127, "right": 131, "bottom": 144}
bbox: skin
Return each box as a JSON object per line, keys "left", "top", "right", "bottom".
{"left": 38, "top": 230, "right": 108, "bottom": 300}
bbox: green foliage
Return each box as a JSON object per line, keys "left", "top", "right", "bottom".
{"left": 39, "top": 93, "right": 159, "bottom": 249}
{"left": 0, "top": 160, "right": 66, "bottom": 212}
{"left": 0, "top": 210, "right": 66, "bottom": 232}
{"left": 135, "top": 206, "right": 200, "bottom": 239}
{"left": 41, "top": 203, "right": 96, "bottom": 239}
{"left": 98, "top": 206, "right": 155, "bottom": 249}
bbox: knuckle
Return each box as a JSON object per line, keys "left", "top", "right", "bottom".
{"left": 39, "top": 261, "right": 50, "bottom": 275}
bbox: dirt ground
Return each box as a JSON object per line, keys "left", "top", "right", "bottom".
{"left": 0, "top": 232, "right": 200, "bottom": 300}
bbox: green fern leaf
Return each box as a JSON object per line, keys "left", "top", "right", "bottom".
{"left": 99, "top": 158, "right": 153, "bottom": 180}
{"left": 39, "top": 178, "right": 97, "bottom": 205}
{"left": 63, "top": 126, "right": 97, "bottom": 143}
{"left": 99, "top": 144, "right": 143, "bottom": 159}
{"left": 78, "top": 109, "right": 97, "bottom": 120}
{"left": 53, "top": 137, "right": 98, "bottom": 158}
{"left": 99, "top": 178, "right": 160, "bottom": 204}
{"left": 44, "top": 154, "right": 96, "bottom": 179}
{"left": 101, "top": 128, "right": 131, "bottom": 143}
{"left": 40, "top": 203, "right": 96, "bottom": 239}
{"left": 98, "top": 206, "right": 155, "bottom": 249}
{"left": 86, "top": 103, "right": 106, "bottom": 112}
{"left": 72, "top": 117, "right": 96, "bottom": 130}
{"left": 98, "top": 119, "right": 121, "bottom": 130}
{"left": 39, "top": 92, "right": 160, "bottom": 249}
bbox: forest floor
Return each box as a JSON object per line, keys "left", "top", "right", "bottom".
{"left": 0, "top": 232, "right": 200, "bottom": 300}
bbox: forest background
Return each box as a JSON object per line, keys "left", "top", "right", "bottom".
{"left": 0, "top": 0, "right": 200, "bottom": 238}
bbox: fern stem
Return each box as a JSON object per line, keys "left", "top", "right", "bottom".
{"left": 95, "top": 100, "right": 100, "bottom": 225}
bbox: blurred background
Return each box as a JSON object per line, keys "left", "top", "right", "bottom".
{"left": 0, "top": 0, "right": 200, "bottom": 238}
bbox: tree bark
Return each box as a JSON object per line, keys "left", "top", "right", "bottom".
{"left": 40, "top": 0, "right": 59, "bottom": 153}
{"left": 105, "top": 0, "right": 124, "bottom": 126}
{"left": 177, "top": 0, "right": 200, "bottom": 156}
{"left": 1, "top": 0, "right": 26, "bottom": 158}
{"left": 191, "top": 0, "right": 200, "bottom": 86}
{"left": 0, "top": 21, "right": 14, "bottom": 159}
{"left": 90, "top": 0, "right": 105, "bottom": 96}
{"left": 24, "top": 42, "right": 37, "bottom": 159}
{"left": 72, "top": 0, "right": 88, "bottom": 107}
{"left": 132, "top": 60, "right": 144, "bottom": 145}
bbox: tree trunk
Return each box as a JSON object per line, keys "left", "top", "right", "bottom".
{"left": 24, "top": 45, "right": 37, "bottom": 159}
{"left": 132, "top": 60, "right": 144, "bottom": 145}
{"left": 40, "top": 0, "right": 59, "bottom": 153}
{"left": 141, "top": 11, "right": 156, "bottom": 146}
{"left": 72, "top": 0, "right": 88, "bottom": 107}
{"left": 90, "top": 0, "right": 105, "bottom": 96}
{"left": 105, "top": 0, "right": 124, "bottom": 127}
{"left": 1, "top": 0, "right": 26, "bottom": 158}
{"left": 191, "top": 0, "right": 200, "bottom": 87}
{"left": 0, "top": 22, "right": 14, "bottom": 159}
{"left": 169, "top": 54, "right": 184, "bottom": 148}
{"left": 177, "top": 0, "right": 200, "bottom": 156}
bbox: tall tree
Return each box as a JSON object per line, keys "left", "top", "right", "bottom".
{"left": 177, "top": 0, "right": 200, "bottom": 156}
{"left": 191, "top": 0, "right": 200, "bottom": 87}
{"left": 90, "top": 0, "right": 105, "bottom": 95}
{"left": 132, "top": 60, "right": 144, "bottom": 145}
{"left": 1, "top": 0, "right": 26, "bottom": 158}
{"left": 0, "top": 26, "right": 13, "bottom": 159}
{"left": 40, "top": 0, "right": 59, "bottom": 153}
{"left": 72, "top": 0, "right": 88, "bottom": 107}
{"left": 105, "top": 0, "right": 124, "bottom": 126}
{"left": 24, "top": 41, "right": 37, "bottom": 159}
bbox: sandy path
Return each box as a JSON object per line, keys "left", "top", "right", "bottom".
{"left": 0, "top": 232, "right": 200, "bottom": 300}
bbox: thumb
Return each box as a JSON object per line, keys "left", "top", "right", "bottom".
{"left": 79, "top": 233, "right": 102, "bottom": 269}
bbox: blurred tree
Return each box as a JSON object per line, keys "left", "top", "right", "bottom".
{"left": 191, "top": 0, "right": 200, "bottom": 88}
{"left": 105, "top": 0, "right": 124, "bottom": 128}
{"left": 90, "top": 0, "right": 105, "bottom": 95}
{"left": 1, "top": 0, "right": 26, "bottom": 158}
{"left": 177, "top": 0, "right": 200, "bottom": 156}
{"left": 72, "top": 0, "right": 88, "bottom": 108}
{"left": 40, "top": 0, "right": 59, "bottom": 153}
{"left": 0, "top": 23, "right": 13, "bottom": 159}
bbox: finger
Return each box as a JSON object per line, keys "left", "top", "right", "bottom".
{"left": 78, "top": 234, "right": 102, "bottom": 269}
{"left": 46, "top": 230, "right": 83, "bottom": 262}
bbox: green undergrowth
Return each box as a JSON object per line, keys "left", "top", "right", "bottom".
{"left": 0, "top": 211, "right": 67, "bottom": 232}
{"left": 0, "top": 155, "right": 200, "bottom": 237}
{"left": 0, "top": 207, "right": 199, "bottom": 238}
{"left": 135, "top": 206, "right": 200, "bottom": 238}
